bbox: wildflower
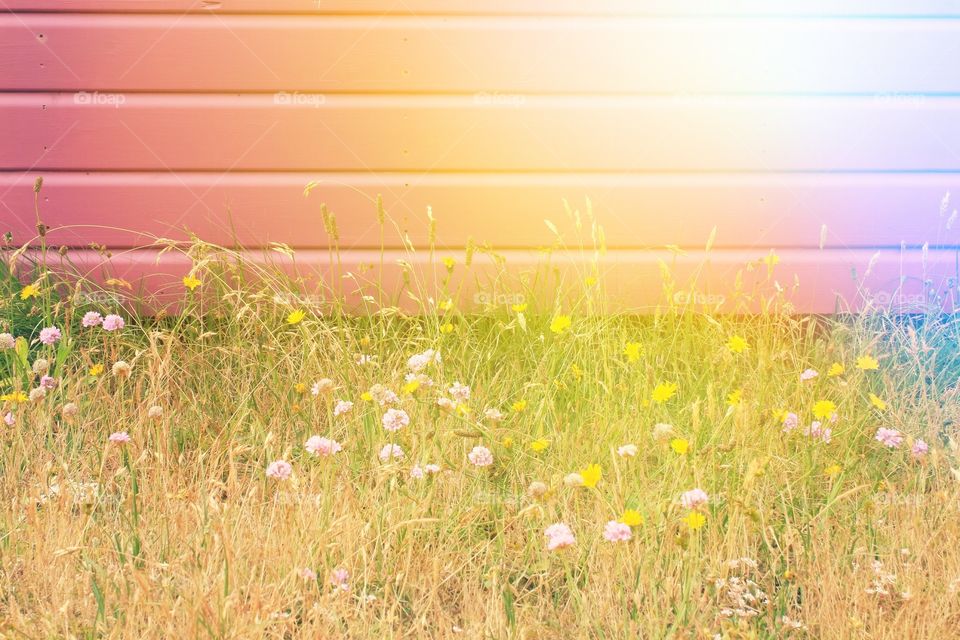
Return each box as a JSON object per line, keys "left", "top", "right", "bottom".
{"left": 108, "top": 431, "right": 131, "bottom": 445}
{"left": 812, "top": 400, "right": 836, "bottom": 420}
{"left": 300, "top": 568, "right": 317, "bottom": 582}
{"left": 530, "top": 438, "right": 550, "bottom": 453}
{"left": 875, "top": 427, "right": 904, "bottom": 448}
{"left": 683, "top": 511, "right": 707, "bottom": 530}
{"left": 652, "top": 382, "right": 677, "bottom": 404}
{"left": 512, "top": 302, "right": 527, "bottom": 312}
{"left": 869, "top": 393, "right": 887, "bottom": 411}
{"left": 563, "top": 472, "right": 584, "bottom": 487}
{"left": 527, "top": 481, "right": 548, "bottom": 498}
{"left": 437, "top": 397, "right": 456, "bottom": 413}
{"left": 620, "top": 509, "right": 644, "bottom": 526}
{"left": 409, "top": 465, "right": 425, "bottom": 479}
{"left": 624, "top": 342, "right": 643, "bottom": 362}
{"left": 378, "top": 443, "right": 404, "bottom": 462}
{"left": 856, "top": 355, "right": 880, "bottom": 370}
{"left": 484, "top": 407, "right": 504, "bottom": 422}
{"left": 782, "top": 412, "right": 799, "bottom": 433}
{"left": 617, "top": 443, "right": 638, "bottom": 457}
{"left": 112, "top": 361, "right": 132, "bottom": 378}
{"left": 468, "top": 445, "right": 494, "bottom": 467}
{"left": 266, "top": 460, "right": 293, "bottom": 480}
{"left": 912, "top": 439, "right": 929, "bottom": 458}
{"left": 89, "top": 363, "right": 104, "bottom": 377}
{"left": 147, "top": 405, "right": 163, "bottom": 420}
{"left": 381, "top": 408, "right": 409, "bottom": 432}
{"left": 652, "top": 423, "right": 674, "bottom": 441}
{"left": 603, "top": 520, "right": 632, "bottom": 542}
{"left": 81, "top": 311, "right": 103, "bottom": 328}
{"left": 31, "top": 358, "right": 49, "bottom": 375}
{"left": 424, "top": 463, "right": 441, "bottom": 474}
{"left": 28, "top": 387, "right": 46, "bottom": 403}
{"left": 401, "top": 379, "right": 420, "bottom": 394}
{"left": 2, "top": 412, "right": 13, "bottom": 426}
{"left": 330, "top": 568, "right": 350, "bottom": 591}
{"left": 439, "top": 322, "right": 455, "bottom": 334}
{"left": 726, "top": 389, "right": 742, "bottom": 407}
{"left": 442, "top": 257, "right": 455, "bottom": 270}
{"left": 670, "top": 438, "right": 689, "bottom": 455}
{"left": 304, "top": 436, "right": 343, "bottom": 457}
{"left": 333, "top": 400, "right": 353, "bottom": 416}
{"left": 807, "top": 421, "right": 832, "bottom": 444}
{"left": 368, "top": 384, "right": 398, "bottom": 406}
{"left": 407, "top": 349, "right": 440, "bottom": 372}
{"left": 0, "top": 333, "right": 13, "bottom": 349}
{"left": 286, "top": 310, "right": 306, "bottom": 325}
{"left": 824, "top": 464, "right": 843, "bottom": 478}
{"left": 501, "top": 436, "right": 514, "bottom": 449}
{"left": 580, "top": 463, "right": 602, "bottom": 488}
{"left": 550, "top": 315, "right": 572, "bottom": 335}
{"left": 311, "top": 378, "right": 334, "bottom": 396}
{"left": 800, "top": 368, "right": 818, "bottom": 381}
{"left": 102, "top": 314, "right": 124, "bottom": 331}
{"left": 38, "top": 326, "right": 61, "bottom": 345}
{"left": 39, "top": 375, "right": 57, "bottom": 390}
{"left": 828, "top": 362, "right": 845, "bottom": 377}
{"left": 448, "top": 381, "right": 471, "bottom": 402}
{"left": 544, "top": 523, "right": 576, "bottom": 550}
{"left": 0, "top": 391, "right": 27, "bottom": 404}
{"left": 438, "top": 299, "right": 454, "bottom": 311}
{"left": 762, "top": 250, "right": 780, "bottom": 268}
{"left": 182, "top": 275, "right": 201, "bottom": 290}
{"left": 511, "top": 400, "right": 527, "bottom": 413}
{"left": 726, "top": 335, "right": 748, "bottom": 354}
{"left": 680, "top": 488, "right": 709, "bottom": 510}
{"left": 19, "top": 284, "right": 39, "bottom": 300}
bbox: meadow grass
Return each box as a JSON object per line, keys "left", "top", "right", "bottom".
{"left": 2, "top": 210, "right": 960, "bottom": 638}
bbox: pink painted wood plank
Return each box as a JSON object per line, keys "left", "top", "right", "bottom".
{"left": 5, "top": 0, "right": 960, "bottom": 15}
{"left": 5, "top": 15, "right": 960, "bottom": 93}
{"left": 20, "top": 247, "right": 960, "bottom": 315}
{"left": 3, "top": 94, "right": 960, "bottom": 172}
{"left": 1, "top": 172, "right": 957, "bottom": 250}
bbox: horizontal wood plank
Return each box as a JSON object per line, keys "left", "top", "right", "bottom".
{"left": 6, "top": 0, "right": 960, "bottom": 16}
{"left": 5, "top": 15, "right": 960, "bottom": 93}
{"left": 20, "top": 247, "right": 960, "bottom": 314}
{"left": 3, "top": 94, "right": 960, "bottom": 172}
{"left": 1, "top": 172, "right": 958, "bottom": 250}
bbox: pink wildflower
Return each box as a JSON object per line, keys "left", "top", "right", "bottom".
{"left": 301, "top": 567, "right": 317, "bottom": 581}
{"left": 409, "top": 465, "right": 425, "bottom": 479}
{"left": 875, "top": 427, "right": 904, "bottom": 449}
{"left": 81, "top": 312, "right": 103, "bottom": 328}
{"left": 448, "top": 381, "right": 471, "bottom": 403}
{"left": 912, "top": 439, "right": 929, "bottom": 458}
{"left": 39, "top": 326, "right": 61, "bottom": 345}
{"left": 544, "top": 523, "right": 576, "bottom": 551}
{"left": 382, "top": 408, "right": 409, "bottom": 432}
{"left": 266, "top": 459, "right": 293, "bottom": 480}
{"left": 378, "top": 443, "right": 404, "bottom": 462}
{"left": 680, "top": 488, "right": 709, "bottom": 510}
{"left": 617, "top": 443, "right": 638, "bottom": 457}
{"left": 39, "top": 375, "right": 57, "bottom": 390}
{"left": 108, "top": 431, "right": 131, "bottom": 445}
{"left": 3, "top": 412, "right": 14, "bottom": 426}
{"left": 603, "top": 520, "right": 632, "bottom": 543}
{"left": 333, "top": 400, "right": 353, "bottom": 416}
{"left": 782, "top": 412, "right": 799, "bottom": 433}
{"left": 304, "top": 435, "right": 342, "bottom": 457}
{"left": 102, "top": 314, "right": 125, "bottom": 331}
{"left": 330, "top": 567, "right": 350, "bottom": 590}
{"left": 468, "top": 445, "right": 493, "bottom": 467}
{"left": 800, "top": 368, "right": 819, "bottom": 381}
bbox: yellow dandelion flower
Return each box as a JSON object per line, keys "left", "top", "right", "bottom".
{"left": 182, "top": 275, "right": 201, "bottom": 291}
{"left": 670, "top": 438, "right": 689, "bottom": 455}
{"left": 89, "top": 363, "right": 105, "bottom": 377}
{"left": 0, "top": 391, "right": 27, "bottom": 404}
{"left": 868, "top": 393, "right": 887, "bottom": 411}
{"left": 294, "top": 382, "right": 307, "bottom": 394}
{"left": 512, "top": 400, "right": 527, "bottom": 413}
{"left": 530, "top": 438, "right": 550, "bottom": 453}
{"left": 620, "top": 509, "right": 644, "bottom": 527}
{"left": 570, "top": 364, "right": 583, "bottom": 381}
{"left": 360, "top": 391, "right": 373, "bottom": 402}
{"left": 402, "top": 379, "right": 420, "bottom": 395}
{"left": 456, "top": 404, "right": 471, "bottom": 417}
{"left": 286, "top": 309, "right": 306, "bottom": 325}
{"left": 440, "top": 322, "right": 455, "bottom": 334}
{"left": 762, "top": 250, "right": 780, "bottom": 268}
{"left": 442, "top": 257, "right": 455, "bottom": 271}
{"left": 824, "top": 464, "right": 843, "bottom": 478}
{"left": 726, "top": 389, "right": 743, "bottom": 407}
{"left": 585, "top": 275, "right": 598, "bottom": 287}
{"left": 812, "top": 400, "right": 836, "bottom": 420}
{"left": 772, "top": 408, "right": 788, "bottom": 423}
{"left": 828, "top": 362, "right": 845, "bottom": 377}
{"left": 726, "top": 335, "right": 748, "bottom": 354}
{"left": 580, "top": 463, "right": 602, "bottom": 488}
{"left": 502, "top": 436, "right": 514, "bottom": 449}
{"left": 438, "top": 299, "right": 454, "bottom": 311}
{"left": 511, "top": 303, "right": 527, "bottom": 313}
{"left": 652, "top": 382, "right": 677, "bottom": 404}
{"left": 683, "top": 511, "right": 707, "bottom": 530}
{"left": 550, "top": 315, "right": 572, "bottom": 335}
{"left": 624, "top": 342, "right": 643, "bottom": 363}
{"left": 19, "top": 284, "right": 39, "bottom": 300}
{"left": 856, "top": 355, "right": 879, "bottom": 370}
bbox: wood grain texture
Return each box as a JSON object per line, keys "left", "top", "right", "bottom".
{"left": 23, "top": 247, "right": 960, "bottom": 314}
{"left": 6, "top": 0, "right": 960, "bottom": 15}
{"left": 2, "top": 172, "right": 957, "bottom": 250}
{"left": 3, "top": 94, "right": 960, "bottom": 172}
{"left": 6, "top": 15, "right": 960, "bottom": 93}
